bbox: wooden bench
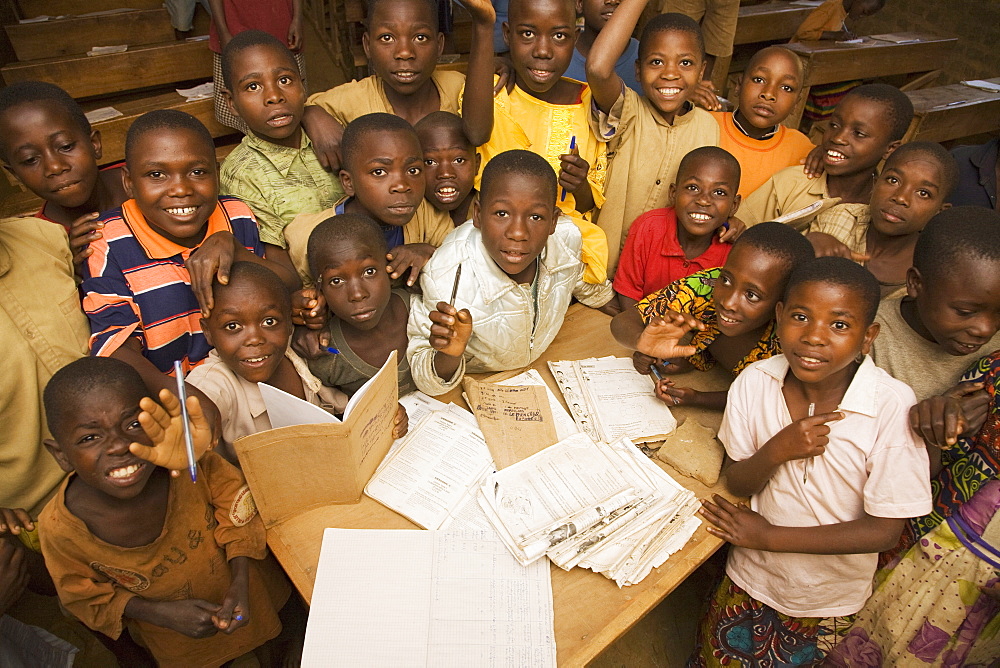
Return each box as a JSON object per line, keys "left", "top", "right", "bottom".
{"left": 5, "top": 8, "right": 175, "bottom": 61}
{"left": 784, "top": 32, "right": 958, "bottom": 128}
{"left": 903, "top": 78, "right": 1000, "bottom": 143}
{"left": 14, "top": 0, "right": 162, "bottom": 19}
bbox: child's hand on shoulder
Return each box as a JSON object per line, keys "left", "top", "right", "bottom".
{"left": 393, "top": 403, "right": 409, "bottom": 439}
{"left": 186, "top": 231, "right": 242, "bottom": 317}
{"left": 291, "top": 287, "right": 328, "bottom": 330}
{"left": 301, "top": 107, "right": 345, "bottom": 172}
{"left": 806, "top": 232, "right": 870, "bottom": 262}
{"left": 429, "top": 302, "right": 473, "bottom": 358}
{"left": 129, "top": 389, "right": 213, "bottom": 474}
{"left": 718, "top": 217, "right": 744, "bottom": 244}
{"left": 68, "top": 212, "right": 103, "bottom": 269}
{"left": 689, "top": 80, "right": 723, "bottom": 112}
{"left": 212, "top": 557, "right": 250, "bottom": 634}
{"left": 801, "top": 145, "right": 826, "bottom": 179}
{"left": 763, "top": 411, "right": 845, "bottom": 465}
{"left": 0, "top": 508, "right": 33, "bottom": 536}
{"left": 699, "top": 495, "right": 772, "bottom": 550}
{"left": 636, "top": 312, "right": 704, "bottom": 361}
{"left": 909, "top": 382, "right": 988, "bottom": 449}
{"left": 387, "top": 243, "right": 436, "bottom": 287}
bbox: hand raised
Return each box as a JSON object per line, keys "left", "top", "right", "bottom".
{"left": 635, "top": 312, "right": 705, "bottom": 360}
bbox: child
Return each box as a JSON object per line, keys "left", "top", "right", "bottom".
{"left": 219, "top": 30, "right": 344, "bottom": 277}
{"left": 563, "top": 0, "right": 642, "bottom": 92}
{"left": 188, "top": 261, "right": 356, "bottom": 462}
{"left": 407, "top": 149, "right": 615, "bottom": 396}
{"left": 611, "top": 221, "right": 814, "bottom": 409}
{"left": 282, "top": 113, "right": 451, "bottom": 287}
{"left": 0, "top": 81, "right": 127, "bottom": 266}
{"left": 661, "top": 0, "right": 740, "bottom": 87}
{"left": 587, "top": 0, "right": 722, "bottom": 274}
{"left": 711, "top": 46, "right": 815, "bottom": 197}
{"left": 306, "top": 214, "right": 419, "bottom": 398}
{"left": 949, "top": 135, "right": 998, "bottom": 209}
{"left": 475, "top": 0, "right": 611, "bottom": 283}
{"left": 741, "top": 84, "right": 913, "bottom": 247}
{"left": 38, "top": 356, "right": 293, "bottom": 666}
{"left": 694, "top": 256, "right": 931, "bottom": 665}
{"left": 415, "top": 111, "right": 480, "bottom": 226}
{"left": 614, "top": 146, "right": 741, "bottom": 311}
{"left": 80, "top": 110, "right": 295, "bottom": 390}
{"left": 810, "top": 141, "right": 957, "bottom": 298}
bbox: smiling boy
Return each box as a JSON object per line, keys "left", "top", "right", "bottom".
{"left": 415, "top": 111, "right": 480, "bottom": 226}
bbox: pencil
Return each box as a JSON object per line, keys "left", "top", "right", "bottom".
{"left": 449, "top": 264, "right": 462, "bottom": 306}
{"left": 803, "top": 402, "right": 815, "bottom": 484}
{"left": 172, "top": 361, "right": 198, "bottom": 483}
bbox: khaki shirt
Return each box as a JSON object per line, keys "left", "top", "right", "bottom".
{"left": 306, "top": 70, "right": 466, "bottom": 125}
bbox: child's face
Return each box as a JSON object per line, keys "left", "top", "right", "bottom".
{"left": 124, "top": 128, "right": 218, "bottom": 247}
{"left": 777, "top": 280, "right": 879, "bottom": 385}
{"left": 870, "top": 155, "right": 949, "bottom": 236}
{"left": 364, "top": 0, "right": 444, "bottom": 97}
{"left": 418, "top": 124, "right": 478, "bottom": 212}
{"left": 0, "top": 101, "right": 101, "bottom": 209}
{"left": 714, "top": 245, "right": 788, "bottom": 337}
{"left": 340, "top": 130, "right": 425, "bottom": 228}
{"left": 577, "top": 0, "right": 619, "bottom": 33}
{"left": 637, "top": 30, "right": 705, "bottom": 122}
{"left": 225, "top": 44, "right": 306, "bottom": 148}
{"left": 44, "top": 386, "right": 157, "bottom": 501}
{"left": 473, "top": 172, "right": 557, "bottom": 284}
{"left": 670, "top": 156, "right": 741, "bottom": 238}
{"left": 316, "top": 242, "right": 392, "bottom": 332}
{"left": 202, "top": 281, "right": 293, "bottom": 384}
{"left": 821, "top": 95, "right": 898, "bottom": 177}
{"left": 908, "top": 260, "right": 1000, "bottom": 357}
{"left": 737, "top": 50, "right": 802, "bottom": 130}
{"left": 504, "top": 0, "right": 577, "bottom": 96}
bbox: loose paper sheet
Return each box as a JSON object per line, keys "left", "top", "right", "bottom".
{"left": 492, "top": 368, "right": 580, "bottom": 441}
{"left": 464, "top": 378, "right": 558, "bottom": 469}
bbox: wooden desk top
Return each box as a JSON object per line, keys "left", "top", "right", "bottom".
{"left": 787, "top": 33, "right": 958, "bottom": 86}
{"left": 266, "top": 304, "right": 738, "bottom": 667}
{"left": 734, "top": 3, "right": 815, "bottom": 45}
{"left": 905, "top": 78, "right": 1000, "bottom": 143}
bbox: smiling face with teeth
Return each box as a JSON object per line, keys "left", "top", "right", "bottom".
{"left": 416, "top": 121, "right": 479, "bottom": 216}
{"left": 363, "top": 0, "right": 443, "bottom": 99}
{"left": 504, "top": 0, "right": 579, "bottom": 103}
{"left": 670, "top": 152, "right": 741, "bottom": 243}
{"left": 636, "top": 29, "right": 704, "bottom": 123}
{"left": 820, "top": 95, "right": 899, "bottom": 178}
{"left": 225, "top": 42, "right": 306, "bottom": 149}
{"left": 713, "top": 244, "right": 790, "bottom": 338}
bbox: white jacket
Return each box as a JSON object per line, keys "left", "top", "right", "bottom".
{"left": 407, "top": 217, "right": 614, "bottom": 396}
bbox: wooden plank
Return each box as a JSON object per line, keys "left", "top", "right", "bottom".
{"left": 1, "top": 40, "right": 213, "bottom": 100}
{"left": 788, "top": 33, "right": 957, "bottom": 87}
{"left": 5, "top": 9, "right": 174, "bottom": 61}
{"left": 15, "top": 0, "right": 163, "bottom": 19}
{"left": 904, "top": 78, "right": 1000, "bottom": 143}
{"left": 734, "top": 3, "right": 814, "bottom": 45}
{"left": 264, "top": 304, "right": 739, "bottom": 667}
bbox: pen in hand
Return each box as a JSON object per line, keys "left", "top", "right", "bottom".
{"left": 449, "top": 264, "right": 463, "bottom": 306}
{"left": 560, "top": 135, "right": 577, "bottom": 202}
{"left": 803, "top": 402, "right": 815, "bottom": 484}
{"left": 172, "top": 361, "right": 198, "bottom": 483}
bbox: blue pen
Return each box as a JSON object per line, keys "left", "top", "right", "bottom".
{"left": 234, "top": 615, "right": 244, "bottom": 622}
{"left": 325, "top": 347, "right": 340, "bottom": 355}
{"left": 560, "top": 135, "right": 577, "bottom": 202}
{"left": 648, "top": 364, "right": 663, "bottom": 381}
{"left": 172, "top": 361, "right": 198, "bottom": 483}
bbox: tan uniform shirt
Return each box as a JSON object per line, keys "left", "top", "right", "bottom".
{"left": 305, "top": 70, "right": 466, "bottom": 125}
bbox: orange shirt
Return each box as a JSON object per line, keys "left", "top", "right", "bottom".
{"left": 712, "top": 111, "right": 816, "bottom": 198}
{"left": 791, "top": 0, "right": 847, "bottom": 42}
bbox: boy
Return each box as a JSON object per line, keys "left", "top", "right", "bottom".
{"left": 564, "top": 0, "right": 642, "bottom": 92}
{"left": 415, "top": 111, "right": 480, "bottom": 226}
{"left": 611, "top": 222, "right": 814, "bottom": 409}
{"left": 711, "top": 46, "right": 815, "bottom": 197}
{"left": 0, "top": 81, "right": 127, "bottom": 267}
{"left": 587, "top": 0, "right": 722, "bottom": 274}
{"left": 219, "top": 30, "right": 343, "bottom": 278}
{"left": 301, "top": 0, "right": 496, "bottom": 170}
{"left": 306, "top": 214, "right": 418, "bottom": 398}
{"left": 38, "top": 356, "right": 292, "bottom": 666}
{"left": 81, "top": 110, "right": 296, "bottom": 393}
{"left": 741, "top": 84, "right": 913, "bottom": 247}
{"left": 407, "top": 149, "right": 615, "bottom": 396}
{"left": 614, "top": 146, "right": 741, "bottom": 311}
{"left": 283, "top": 113, "right": 451, "bottom": 287}
{"left": 474, "top": 0, "right": 611, "bottom": 283}
{"left": 661, "top": 0, "right": 740, "bottom": 88}
{"left": 694, "top": 256, "right": 931, "bottom": 665}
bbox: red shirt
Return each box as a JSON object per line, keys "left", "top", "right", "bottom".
{"left": 613, "top": 207, "right": 732, "bottom": 301}
{"left": 209, "top": 0, "right": 296, "bottom": 53}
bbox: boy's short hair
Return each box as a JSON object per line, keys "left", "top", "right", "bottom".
{"left": 784, "top": 256, "right": 880, "bottom": 324}
{"left": 841, "top": 83, "right": 914, "bottom": 142}
{"left": 220, "top": 29, "right": 295, "bottom": 91}
{"left": 43, "top": 357, "right": 145, "bottom": 441}
{"left": 215, "top": 261, "right": 291, "bottom": 310}
{"left": 883, "top": 141, "right": 959, "bottom": 198}
{"left": 734, "top": 221, "right": 815, "bottom": 274}
{"left": 744, "top": 45, "right": 803, "bottom": 79}
{"left": 307, "top": 213, "right": 388, "bottom": 278}
{"left": 125, "top": 109, "right": 215, "bottom": 166}
{"left": 677, "top": 146, "right": 741, "bottom": 187}
{"left": 0, "top": 81, "right": 90, "bottom": 156}
{"left": 479, "top": 149, "right": 558, "bottom": 204}
{"left": 366, "top": 0, "right": 438, "bottom": 29}
{"left": 341, "top": 112, "right": 417, "bottom": 173}
{"left": 913, "top": 206, "right": 1000, "bottom": 282}
{"left": 639, "top": 12, "right": 705, "bottom": 58}
{"left": 414, "top": 111, "right": 472, "bottom": 148}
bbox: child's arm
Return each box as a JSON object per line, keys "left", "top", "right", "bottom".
{"left": 611, "top": 309, "right": 704, "bottom": 360}
{"left": 0, "top": 538, "right": 28, "bottom": 617}
{"left": 386, "top": 243, "right": 437, "bottom": 287}
{"left": 211, "top": 556, "right": 250, "bottom": 634}
{"left": 428, "top": 302, "right": 474, "bottom": 381}
{"left": 586, "top": 0, "right": 649, "bottom": 113}
{"left": 457, "top": 0, "right": 497, "bottom": 146}
{"left": 207, "top": 0, "right": 233, "bottom": 48}
{"left": 301, "top": 107, "right": 345, "bottom": 172}
{"left": 909, "top": 381, "right": 989, "bottom": 473}
{"left": 559, "top": 148, "right": 595, "bottom": 214}
{"left": 701, "top": 495, "right": 906, "bottom": 554}
{"left": 654, "top": 378, "right": 728, "bottom": 410}
{"left": 124, "top": 597, "right": 220, "bottom": 639}
{"left": 128, "top": 388, "right": 214, "bottom": 472}
{"left": 724, "top": 411, "right": 845, "bottom": 497}
{"left": 288, "top": 0, "right": 304, "bottom": 51}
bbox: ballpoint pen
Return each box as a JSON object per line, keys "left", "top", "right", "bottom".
{"left": 803, "top": 402, "right": 815, "bottom": 484}
{"left": 172, "top": 360, "right": 198, "bottom": 483}
{"left": 560, "top": 135, "right": 576, "bottom": 202}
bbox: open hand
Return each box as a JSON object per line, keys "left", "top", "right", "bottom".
{"left": 635, "top": 312, "right": 705, "bottom": 361}
{"left": 129, "top": 389, "right": 213, "bottom": 472}
{"left": 186, "top": 231, "right": 240, "bottom": 317}
{"left": 801, "top": 145, "right": 826, "bottom": 179}
{"left": 689, "top": 80, "right": 722, "bottom": 111}
{"left": 429, "top": 302, "right": 473, "bottom": 358}
{"left": 387, "top": 243, "right": 435, "bottom": 287}
{"left": 699, "top": 495, "right": 772, "bottom": 549}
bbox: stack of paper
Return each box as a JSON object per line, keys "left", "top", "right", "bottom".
{"left": 478, "top": 432, "right": 701, "bottom": 587}
{"left": 549, "top": 357, "right": 677, "bottom": 444}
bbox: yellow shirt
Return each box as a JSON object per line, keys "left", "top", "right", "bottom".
{"left": 792, "top": 0, "right": 847, "bottom": 42}
{"left": 306, "top": 70, "right": 466, "bottom": 125}
{"left": 471, "top": 81, "right": 610, "bottom": 284}
{"left": 712, "top": 111, "right": 816, "bottom": 198}
{"left": 0, "top": 217, "right": 89, "bottom": 517}
{"left": 592, "top": 87, "right": 720, "bottom": 274}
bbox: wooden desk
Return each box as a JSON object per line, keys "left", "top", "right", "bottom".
{"left": 784, "top": 33, "right": 958, "bottom": 127}
{"left": 903, "top": 78, "right": 1000, "bottom": 143}
{"left": 734, "top": 2, "right": 814, "bottom": 46}
{"left": 266, "top": 304, "right": 736, "bottom": 667}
